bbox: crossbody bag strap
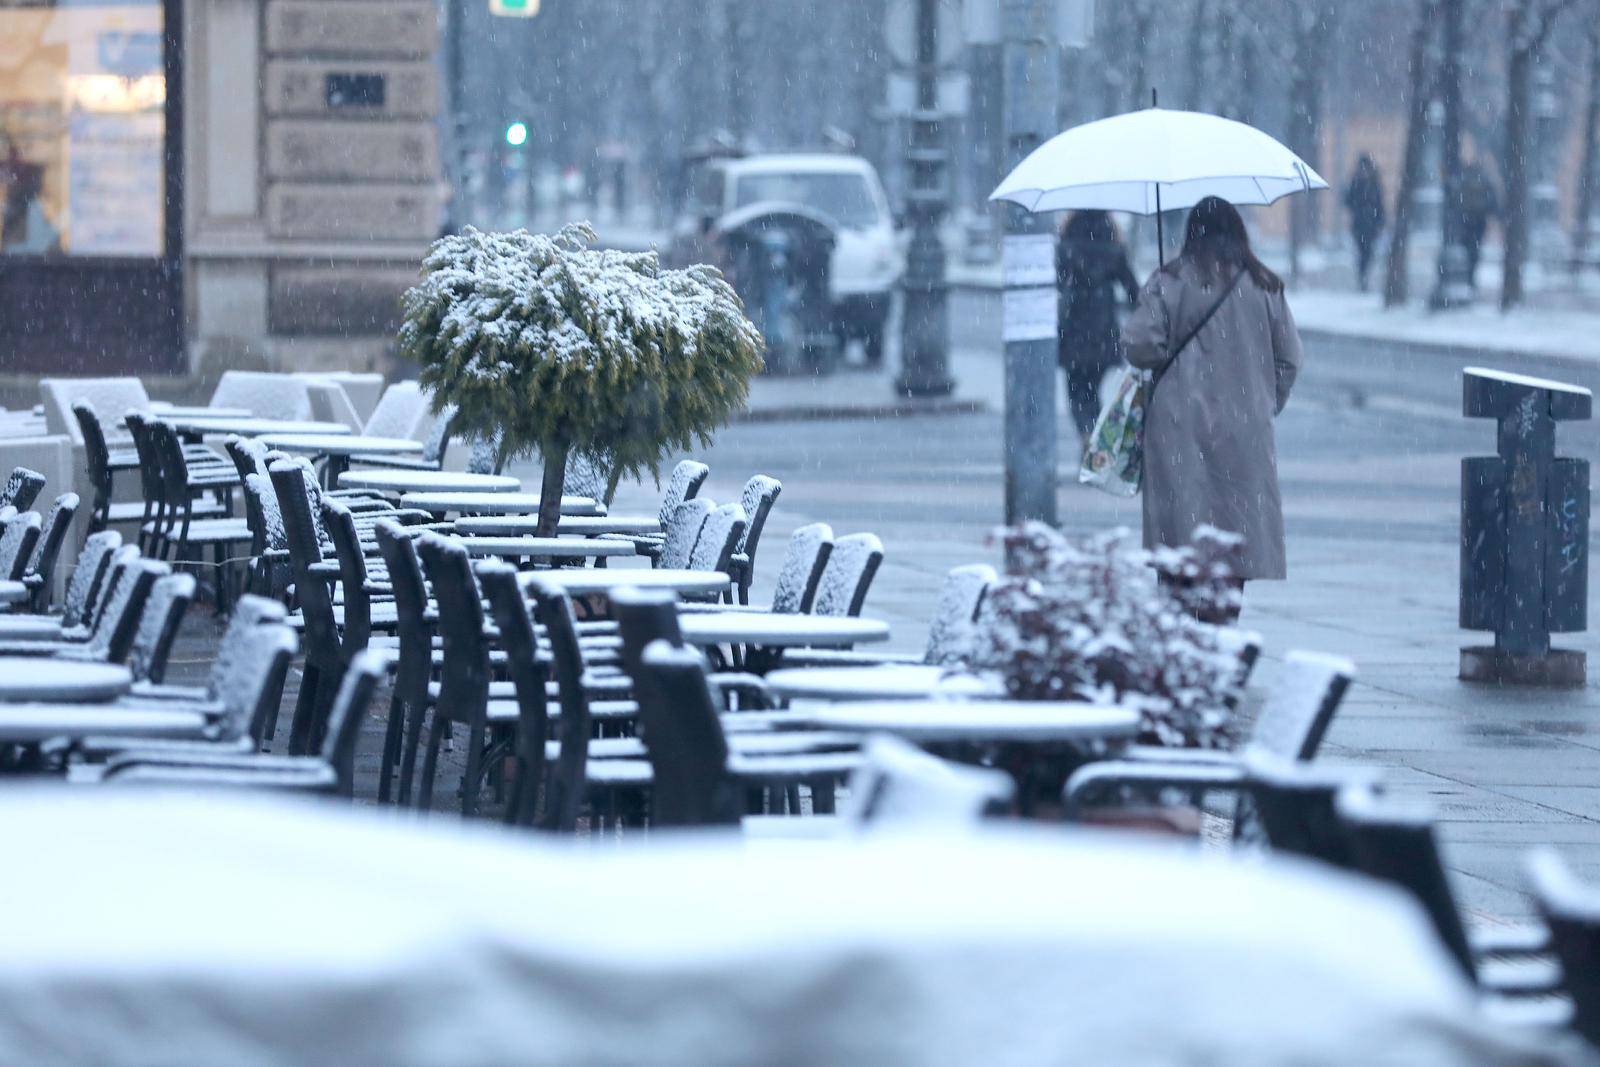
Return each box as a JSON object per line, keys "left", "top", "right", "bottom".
{"left": 1148, "top": 269, "right": 1245, "bottom": 395}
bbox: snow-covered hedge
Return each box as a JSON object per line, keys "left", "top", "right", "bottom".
{"left": 400, "top": 223, "right": 763, "bottom": 527}
{"left": 972, "top": 524, "right": 1243, "bottom": 749}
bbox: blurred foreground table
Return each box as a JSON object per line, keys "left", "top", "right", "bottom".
{"left": 0, "top": 791, "right": 1532, "bottom": 1065}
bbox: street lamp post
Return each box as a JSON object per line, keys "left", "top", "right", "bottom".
{"left": 896, "top": 0, "right": 956, "bottom": 399}
{"left": 1000, "top": 0, "right": 1060, "bottom": 524}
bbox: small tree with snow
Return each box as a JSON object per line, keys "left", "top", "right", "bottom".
{"left": 972, "top": 524, "right": 1243, "bottom": 749}
{"left": 400, "top": 223, "right": 763, "bottom": 534}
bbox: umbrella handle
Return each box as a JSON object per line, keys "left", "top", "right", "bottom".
{"left": 1156, "top": 183, "right": 1164, "bottom": 268}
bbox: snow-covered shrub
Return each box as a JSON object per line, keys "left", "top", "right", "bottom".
{"left": 400, "top": 223, "right": 763, "bottom": 532}
{"left": 971, "top": 523, "right": 1243, "bottom": 749}
{"left": 1150, "top": 524, "right": 1245, "bottom": 624}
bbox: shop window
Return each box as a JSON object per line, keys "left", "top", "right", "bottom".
{"left": 0, "top": 0, "right": 165, "bottom": 258}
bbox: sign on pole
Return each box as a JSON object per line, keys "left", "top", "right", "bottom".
{"left": 489, "top": 0, "right": 539, "bottom": 17}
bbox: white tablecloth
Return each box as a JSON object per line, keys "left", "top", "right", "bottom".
{"left": 0, "top": 791, "right": 1556, "bottom": 1066}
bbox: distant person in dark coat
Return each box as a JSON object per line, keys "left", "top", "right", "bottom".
{"left": 1457, "top": 161, "right": 1500, "bottom": 291}
{"left": 1342, "top": 154, "right": 1386, "bottom": 291}
{"left": 1056, "top": 210, "right": 1139, "bottom": 447}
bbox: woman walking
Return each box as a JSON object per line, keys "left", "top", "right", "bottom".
{"left": 1122, "top": 197, "right": 1303, "bottom": 619}
{"left": 1056, "top": 210, "right": 1139, "bottom": 450}
{"left": 1342, "top": 154, "right": 1386, "bottom": 292}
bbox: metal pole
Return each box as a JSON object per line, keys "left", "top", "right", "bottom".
{"left": 1001, "top": 0, "right": 1060, "bottom": 524}
{"left": 895, "top": 0, "right": 955, "bottom": 398}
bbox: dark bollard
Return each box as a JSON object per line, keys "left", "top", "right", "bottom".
{"left": 1460, "top": 367, "right": 1590, "bottom": 686}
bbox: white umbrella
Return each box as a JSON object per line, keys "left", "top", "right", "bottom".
{"left": 989, "top": 106, "right": 1328, "bottom": 259}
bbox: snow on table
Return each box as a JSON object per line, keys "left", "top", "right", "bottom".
{"left": 259, "top": 434, "right": 425, "bottom": 456}
{"left": 0, "top": 581, "right": 25, "bottom": 605}
{"left": 398, "top": 491, "right": 600, "bottom": 516}
{"left": 784, "top": 700, "right": 1139, "bottom": 743}
{"left": 0, "top": 705, "right": 207, "bottom": 741}
{"left": 766, "top": 664, "right": 1005, "bottom": 702}
{"left": 517, "top": 568, "right": 728, "bottom": 597}
{"left": 0, "top": 659, "right": 132, "bottom": 703}
{"left": 0, "top": 790, "right": 1537, "bottom": 1066}
{"left": 454, "top": 514, "right": 660, "bottom": 536}
{"left": 457, "top": 536, "right": 636, "bottom": 559}
{"left": 677, "top": 613, "right": 889, "bottom": 649}
{"left": 163, "top": 416, "right": 353, "bottom": 438}
{"left": 1462, "top": 366, "right": 1593, "bottom": 396}
{"left": 337, "top": 471, "right": 521, "bottom": 494}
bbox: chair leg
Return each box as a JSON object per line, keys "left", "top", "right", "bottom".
{"left": 286, "top": 663, "right": 322, "bottom": 756}
{"left": 459, "top": 722, "right": 486, "bottom": 817}
{"left": 397, "top": 699, "right": 431, "bottom": 807}
{"left": 378, "top": 690, "right": 407, "bottom": 804}
{"left": 811, "top": 777, "right": 837, "bottom": 815}
{"left": 417, "top": 714, "right": 447, "bottom": 811}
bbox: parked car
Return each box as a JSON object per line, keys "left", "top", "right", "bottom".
{"left": 672, "top": 153, "right": 902, "bottom": 366}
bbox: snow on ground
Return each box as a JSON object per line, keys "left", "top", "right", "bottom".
{"left": 1286, "top": 288, "right": 1600, "bottom": 365}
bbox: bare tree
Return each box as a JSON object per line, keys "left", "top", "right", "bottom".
{"left": 1385, "top": 0, "right": 1441, "bottom": 307}
{"left": 1501, "top": 0, "right": 1577, "bottom": 308}
{"left": 1182, "top": 0, "right": 1212, "bottom": 110}
{"left": 1286, "top": 2, "right": 1335, "bottom": 284}
{"left": 1573, "top": 2, "right": 1600, "bottom": 275}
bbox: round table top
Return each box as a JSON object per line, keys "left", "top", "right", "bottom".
{"left": 518, "top": 568, "right": 729, "bottom": 597}
{"left": 455, "top": 514, "right": 660, "bottom": 537}
{"left": 678, "top": 613, "right": 890, "bottom": 649}
{"left": 338, "top": 471, "right": 521, "bottom": 494}
{"left": 165, "top": 417, "right": 353, "bottom": 438}
{"left": 0, "top": 581, "right": 26, "bottom": 605}
{"left": 782, "top": 700, "right": 1140, "bottom": 743}
{"left": 0, "top": 660, "right": 133, "bottom": 703}
{"left": 259, "top": 434, "right": 423, "bottom": 456}
{"left": 400, "top": 491, "right": 602, "bottom": 516}
{"left": 0, "top": 705, "right": 206, "bottom": 742}
{"left": 148, "top": 405, "right": 252, "bottom": 419}
{"left": 765, "top": 664, "right": 1006, "bottom": 702}
{"left": 0, "top": 792, "right": 1512, "bottom": 1065}
{"left": 458, "top": 536, "right": 637, "bottom": 559}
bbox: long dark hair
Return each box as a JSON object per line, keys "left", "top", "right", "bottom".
{"left": 1165, "top": 196, "right": 1282, "bottom": 294}
{"left": 1060, "top": 209, "right": 1119, "bottom": 246}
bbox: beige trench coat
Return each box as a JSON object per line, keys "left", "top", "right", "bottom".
{"left": 1122, "top": 260, "right": 1303, "bottom": 580}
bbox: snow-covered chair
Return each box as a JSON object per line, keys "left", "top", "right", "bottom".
{"left": 304, "top": 379, "right": 364, "bottom": 433}
{"left": 361, "top": 382, "right": 428, "bottom": 440}
{"left": 1062, "top": 650, "right": 1356, "bottom": 819}
{"left": 122, "top": 573, "right": 196, "bottom": 683}
{"left": 208, "top": 371, "right": 313, "bottom": 422}
{"left": 728, "top": 475, "right": 781, "bottom": 604}
{"left": 0, "top": 510, "right": 42, "bottom": 582}
{"left": 350, "top": 404, "right": 458, "bottom": 471}
{"left": 655, "top": 498, "right": 714, "bottom": 571}
{"left": 0, "top": 531, "right": 121, "bottom": 640}
{"left": 99, "top": 650, "right": 383, "bottom": 797}
{"left": 21, "top": 492, "right": 79, "bottom": 612}
{"left": 39, "top": 378, "right": 149, "bottom": 448}
{"left": 810, "top": 532, "right": 884, "bottom": 617}
{"left": 0, "top": 467, "right": 46, "bottom": 513}
{"left": 0, "top": 554, "right": 166, "bottom": 666}
{"left": 781, "top": 563, "right": 995, "bottom": 669}
{"left": 687, "top": 502, "right": 746, "bottom": 575}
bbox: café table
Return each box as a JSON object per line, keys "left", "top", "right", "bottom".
{"left": 163, "top": 416, "right": 353, "bottom": 443}
{"left": 454, "top": 514, "right": 660, "bottom": 537}
{"left": 456, "top": 536, "right": 637, "bottom": 562}
{"left": 147, "top": 405, "right": 252, "bottom": 419}
{"left": 0, "top": 705, "right": 207, "bottom": 744}
{"left": 765, "top": 664, "right": 1005, "bottom": 702}
{"left": 337, "top": 471, "right": 520, "bottom": 496}
{"left": 0, "top": 791, "right": 1528, "bottom": 1065}
{"left": 401, "top": 492, "right": 603, "bottom": 517}
{"left": 776, "top": 699, "right": 1142, "bottom": 816}
{"left": 259, "top": 434, "right": 423, "bottom": 485}
{"left": 678, "top": 613, "right": 890, "bottom": 672}
{"left": 0, "top": 581, "right": 26, "bottom": 605}
{"left": 0, "top": 660, "right": 132, "bottom": 703}
{"left": 516, "top": 568, "right": 729, "bottom": 599}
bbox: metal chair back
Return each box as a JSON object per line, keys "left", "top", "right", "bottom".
{"left": 26, "top": 492, "right": 79, "bottom": 611}
{"left": 687, "top": 503, "right": 746, "bottom": 573}
{"left": 0, "top": 511, "right": 41, "bottom": 582}
{"left": 658, "top": 460, "right": 710, "bottom": 526}
{"left": 637, "top": 640, "right": 739, "bottom": 827}
{"left": 0, "top": 466, "right": 46, "bottom": 513}
{"left": 61, "top": 531, "right": 122, "bottom": 629}
{"left": 923, "top": 564, "right": 996, "bottom": 664}
{"left": 770, "top": 522, "right": 833, "bottom": 614}
{"left": 529, "top": 580, "right": 593, "bottom": 832}
{"left": 319, "top": 650, "right": 386, "bottom": 796}
{"left": 126, "top": 572, "right": 196, "bottom": 683}
{"left": 658, "top": 498, "right": 714, "bottom": 570}
{"left": 1244, "top": 651, "right": 1355, "bottom": 761}
{"left": 476, "top": 559, "right": 554, "bottom": 827}
{"left": 1527, "top": 848, "right": 1600, "bottom": 1047}
{"left": 812, "top": 532, "right": 884, "bottom": 617}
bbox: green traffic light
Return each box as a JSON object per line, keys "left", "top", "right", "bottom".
{"left": 505, "top": 122, "right": 528, "bottom": 147}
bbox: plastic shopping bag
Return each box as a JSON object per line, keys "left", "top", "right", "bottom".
{"left": 1077, "top": 367, "right": 1147, "bottom": 497}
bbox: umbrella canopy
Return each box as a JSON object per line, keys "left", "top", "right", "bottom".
{"left": 990, "top": 107, "right": 1328, "bottom": 216}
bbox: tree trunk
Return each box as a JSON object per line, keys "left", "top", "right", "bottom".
{"left": 1286, "top": 5, "right": 1330, "bottom": 286}
{"left": 1183, "top": 0, "right": 1211, "bottom": 112}
{"left": 536, "top": 442, "right": 569, "bottom": 539}
{"left": 1384, "top": 0, "right": 1440, "bottom": 307}
{"left": 1575, "top": 10, "right": 1600, "bottom": 276}
{"left": 1502, "top": 27, "right": 1533, "bottom": 310}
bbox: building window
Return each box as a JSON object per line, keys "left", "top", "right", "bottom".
{"left": 0, "top": 0, "right": 166, "bottom": 258}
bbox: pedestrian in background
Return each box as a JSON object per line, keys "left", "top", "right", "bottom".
{"left": 1056, "top": 210, "right": 1139, "bottom": 451}
{"left": 1122, "top": 196, "right": 1304, "bottom": 619}
{"left": 1342, "top": 154, "right": 1386, "bottom": 292}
